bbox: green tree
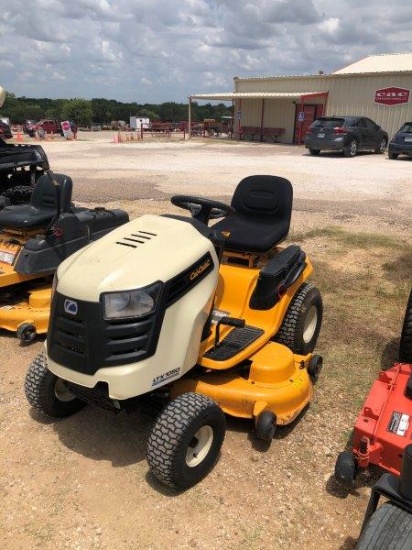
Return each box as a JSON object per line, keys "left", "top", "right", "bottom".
{"left": 60, "top": 98, "right": 93, "bottom": 126}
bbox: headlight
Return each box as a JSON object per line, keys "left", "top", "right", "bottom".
{"left": 102, "top": 282, "right": 162, "bottom": 320}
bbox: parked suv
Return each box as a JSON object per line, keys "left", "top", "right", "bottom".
{"left": 388, "top": 121, "right": 412, "bottom": 159}
{"left": 28, "top": 119, "right": 62, "bottom": 137}
{"left": 304, "top": 116, "right": 388, "bottom": 157}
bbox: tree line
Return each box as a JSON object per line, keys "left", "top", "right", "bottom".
{"left": 1, "top": 93, "right": 233, "bottom": 127}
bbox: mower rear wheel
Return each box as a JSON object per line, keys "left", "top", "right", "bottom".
{"left": 334, "top": 451, "right": 359, "bottom": 485}
{"left": 24, "top": 352, "right": 85, "bottom": 418}
{"left": 399, "top": 288, "right": 412, "bottom": 363}
{"left": 356, "top": 503, "right": 412, "bottom": 550}
{"left": 274, "top": 283, "right": 323, "bottom": 354}
{"left": 255, "top": 410, "right": 277, "bottom": 441}
{"left": 2, "top": 185, "right": 33, "bottom": 205}
{"left": 147, "top": 392, "right": 226, "bottom": 489}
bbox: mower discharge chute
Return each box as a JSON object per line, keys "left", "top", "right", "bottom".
{"left": 0, "top": 171, "right": 129, "bottom": 341}
{"left": 25, "top": 175, "right": 323, "bottom": 489}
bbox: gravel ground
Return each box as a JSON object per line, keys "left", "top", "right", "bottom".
{"left": 1, "top": 132, "right": 411, "bottom": 550}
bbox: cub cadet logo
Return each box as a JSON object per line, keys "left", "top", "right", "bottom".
{"left": 375, "top": 87, "right": 410, "bottom": 106}
{"left": 190, "top": 258, "right": 212, "bottom": 281}
{"left": 64, "top": 299, "right": 78, "bottom": 315}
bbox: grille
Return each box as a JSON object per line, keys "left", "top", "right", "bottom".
{"left": 47, "top": 291, "right": 163, "bottom": 375}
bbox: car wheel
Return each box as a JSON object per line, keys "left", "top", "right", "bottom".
{"left": 343, "top": 139, "right": 358, "bottom": 157}
{"left": 388, "top": 152, "right": 399, "bottom": 159}
{"left": 147, "top": 392, "right": 226, "bottom": 489}
{"left": 309, "top": 148, "right": 320, "bottom": 155}
{"left": 25, "top": 352, "right": 86, "bottom": 418}
{"left": 273, "top": 283, "right": 323, "bottom": 355}
{"left": 399, "top": 288, "right": 412, "bottom": 363}
{"left": 375, "top": 138, "right": 388, "bottom": 154}
{"left": 356, "top": 503, "right": 412, "bottom": 550}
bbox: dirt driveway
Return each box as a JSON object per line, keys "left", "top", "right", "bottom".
{"left": 1, "top": 134, "right": 411, "bottom": 550}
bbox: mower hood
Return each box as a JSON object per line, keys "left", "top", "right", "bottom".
{"left": 56, "top": 214, "right": 217, "bottom": 302}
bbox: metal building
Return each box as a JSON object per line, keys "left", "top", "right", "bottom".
{"left": 189, "top": 53, "right": 412, "bottom": 143}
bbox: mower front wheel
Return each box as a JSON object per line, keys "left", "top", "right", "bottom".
{"left": 24, "top": 352, "right": 85, "bottom": 418}
{"left": 274, "top": 283, "right": 323, "bottom": 355}
{"left": 334, "top": 451, "right": 359, "bottom": 485}
{"left": 147, "top": 392, "right": 226, "bottom": 489}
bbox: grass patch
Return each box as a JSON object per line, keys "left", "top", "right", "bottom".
{"left": 299, "top": 226, "right": 411, "bottom": 412}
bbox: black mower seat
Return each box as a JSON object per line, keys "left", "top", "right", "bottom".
{"left": 213, "top": 175, "right": 293, "bottom": 254}
{"left": 0, "top": 173, "right": 73, "bottom": 230}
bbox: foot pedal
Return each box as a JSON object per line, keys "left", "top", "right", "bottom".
{"left": 205, "top": 326, "right": 263, "bottom": 361}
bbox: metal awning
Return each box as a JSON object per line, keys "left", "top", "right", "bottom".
{"left": 188, "top": 91, "right": 328, "bottom": 101}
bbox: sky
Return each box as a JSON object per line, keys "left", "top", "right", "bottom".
{"left": 1, "top": 0, "right": 411, "bottom": 104}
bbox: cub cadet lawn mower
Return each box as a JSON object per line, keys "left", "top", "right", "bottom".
{"left": 25, "top": 175, "right": 323, "bottom": 489}
{"left": 335, "top": 288, "right": 412, "bottom": 484}
{"left": 0, "top": 170, "right": 128, "bottom": 341}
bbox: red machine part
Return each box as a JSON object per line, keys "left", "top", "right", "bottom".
{"left": 352, "top": 362, "right": 412, "bottom": 476}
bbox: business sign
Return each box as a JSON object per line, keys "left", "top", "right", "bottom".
{"left": 374, "top": 87, "right": 410, "bottom": 106}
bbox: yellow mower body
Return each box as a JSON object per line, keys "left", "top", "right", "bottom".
{"left": 172, "top": 251, "right": 314, "bottom": 425}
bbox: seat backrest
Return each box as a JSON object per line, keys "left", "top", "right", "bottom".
{"left": 29, "top": 173, "right": 58, "bottom": 210}
{"left": 213, "top": 175, "right": 293, "bottom": 254}
{"left": 231, "top": 175, "right": 293, "bottom": 221}
{"left": 31, "top": 172, "right": 73, "bottom": 212}
{"left": 56, "top": 173, "right": 73, "bottom": 213}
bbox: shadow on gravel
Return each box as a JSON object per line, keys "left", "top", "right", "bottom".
{"left": 325, "top": 467, "right": 381, "bottom": 500}
{"left": 47, "top": 406, "right": 152, "bottom": 467}
{"left": 339, "top": 537, "right": 357, "bottom": 549}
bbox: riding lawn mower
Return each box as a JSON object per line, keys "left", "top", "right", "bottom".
{"left": 25, "top": 175, "right": 323, "bottom": 489}
{"left": 0, "top": 171, "right": 128, "bottom": 341}
{"left": 334, "top": 290, "right": 412, "bottom": 548}
{"left": 0, "top": 85, "right": 49, "bottom": 206}
{"left": 335, "top": 288, "right": 412, "bottom": 484}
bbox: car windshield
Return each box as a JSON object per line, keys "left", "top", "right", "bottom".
{"left": 311, "top": 118, "right": 345, "bottom": 129}
{"left": 399, "top": 123, "right": 412, "bottom": 134}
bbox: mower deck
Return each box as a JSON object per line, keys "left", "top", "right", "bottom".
{"left": 352, "top": 362, "right": 412, "bottom": 476}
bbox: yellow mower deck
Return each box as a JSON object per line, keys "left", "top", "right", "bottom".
{"left": 172, "top": 250, "right": 315, "bottom": 425}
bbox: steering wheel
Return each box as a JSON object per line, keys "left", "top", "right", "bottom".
{"left": 171, "top": 195, "right": 235, "bottom": 225}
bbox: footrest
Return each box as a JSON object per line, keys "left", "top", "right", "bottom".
{"left": 204, "top": 326, "right": 263, "bottom": 361}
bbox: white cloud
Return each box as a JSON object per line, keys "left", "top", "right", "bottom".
{"left": 0, "top": 0, "right": 410, "bottom": 102}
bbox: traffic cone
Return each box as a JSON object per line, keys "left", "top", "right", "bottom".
{"left": 16, "top": 131, "right": 23, "bottom": 142}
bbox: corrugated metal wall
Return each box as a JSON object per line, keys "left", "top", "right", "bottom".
{"left": 233, "top": 73, "right": 412, "bottom": 141}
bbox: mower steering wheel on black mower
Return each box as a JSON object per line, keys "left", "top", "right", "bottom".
{"left": 171, "top": 195, "right": 235, "bottom": 225}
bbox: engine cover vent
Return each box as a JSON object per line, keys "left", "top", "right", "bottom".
{"left": 116, "top": 230, "right": 157, "bottom": 248}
